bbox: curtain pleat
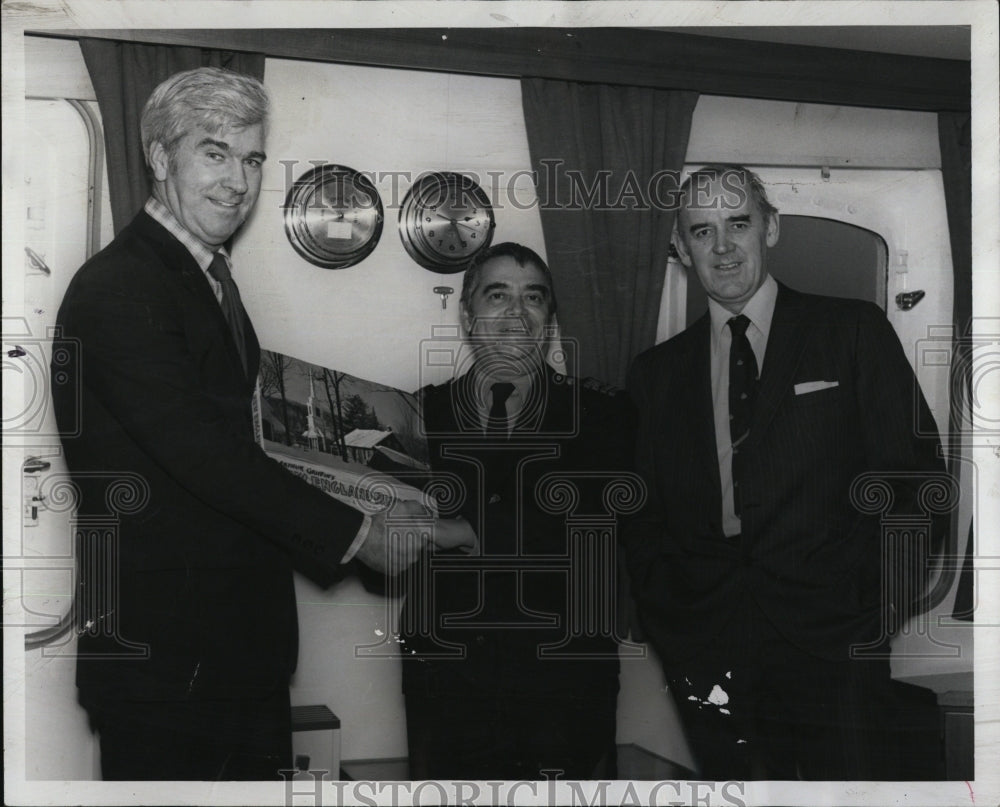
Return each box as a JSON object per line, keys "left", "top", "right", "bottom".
{"left": 938, "top": 110, "right": 973, "bottom": 621}
{"left": 522, "top": 78, "right": 698, "bottom": 385}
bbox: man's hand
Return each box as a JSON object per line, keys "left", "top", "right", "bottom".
{"left": 430, "top": 515, "right": 478, "bottom": 554}
{"left": 353, "top": 499, "right": 431, "bottom": 576}
{"left": 353, "top": 504, "right": 480, "bottom": 574}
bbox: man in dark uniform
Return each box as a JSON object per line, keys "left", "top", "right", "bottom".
{"left": 400, "top": 243, "right": 636, "bottom": 780}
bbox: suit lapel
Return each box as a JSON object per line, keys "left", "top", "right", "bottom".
{"left": 450, "top": 371, "right": 483, "bottom": 433}
{"left": 495, "top": 368, "right": 556, "bottom": 488}
{"left": 685, "top": 316, "right": 725, "bottom": 530}
{"left": 749, "top": 284, "right": 811, "bottom": 445}
{"left": 522, "top": 368, "right": 563, "bottom": 434}
{"left": 135, "top": 212, "right": 257, "bottom": 390}
{"left": 450, "top": 366, "right": 561, "bottom": 491}
{"left": 243, "top": 314, "right": 261, "bottom": 390}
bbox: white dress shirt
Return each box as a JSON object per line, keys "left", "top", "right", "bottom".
{"left": 145, "top": 197, "right": 226, "bottom": 303}
{"left": 707, "top": 274, "right": 778, "bottom": 537}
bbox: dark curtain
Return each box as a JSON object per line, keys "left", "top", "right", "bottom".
{"left": 939, "top": 111, "right": 972, "bottom": 361}
{"left": 938, "top": 110, "right": 974, "bottom": 621}
{"left": 80, "top": 39, "right": 265, "bottom": 235}
{"left": 522, "top": 78, "right": 698, "bottom": 385}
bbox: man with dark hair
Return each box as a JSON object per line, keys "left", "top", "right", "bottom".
{"left": 53, "top": 66, "right": 470, "bottom": 781}
{"left": 625, "top": 165, "right": 948, "bottom": 779}
{"left": 400, "top": 242, "right": 635, "bottom": 779}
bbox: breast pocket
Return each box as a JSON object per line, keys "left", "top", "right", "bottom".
{"left": 789, "top": 384, "right": 843, "bottom": 408}
{"left": 782, "top": 384, "right": 849, "bottom": 459}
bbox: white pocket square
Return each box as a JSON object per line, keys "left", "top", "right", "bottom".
{"left": 794, "top": 380, "right": 839, "bottom": 395}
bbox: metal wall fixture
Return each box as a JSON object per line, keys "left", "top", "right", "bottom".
{"left": 283, "top": 164, "right": 384, "bottom": 270}
{"left": 398, "top": 172, "right": 495, "bottom": 273}
{"left": 433, "top": 286, "right": 454, "bottom": 309}
{"left": 896, "top": 290, "right": 926, "bottom": 310}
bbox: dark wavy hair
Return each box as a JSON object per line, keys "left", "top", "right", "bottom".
{"left": 460, "top": 242, "right": 558, "bottom": 315}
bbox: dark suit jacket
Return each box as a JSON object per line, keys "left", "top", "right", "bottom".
{"left": 625, "top": 284, "right": 947, "bottom": 665}
{"left": 400, "top": 365, "right": 633, "bottom": 700}
{"left": 54, "top": 210, "right": 365, "bottom": 704}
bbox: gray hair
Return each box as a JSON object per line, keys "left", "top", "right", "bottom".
{"left": 679, "top": 164, "right": 777, "bottom": 219}
{"left": 140, "top": 67, "right": 269, "bottom": 166}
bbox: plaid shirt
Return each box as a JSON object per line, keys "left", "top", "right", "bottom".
{"left": 145, "top": 196, "right": 228, "bottom": 304}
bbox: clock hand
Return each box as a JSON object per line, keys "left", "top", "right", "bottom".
{"left": 426, "top": 212, "right": 456, "bottom": 227}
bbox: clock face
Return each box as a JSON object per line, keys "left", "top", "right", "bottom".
{"left": 284, "top": 165, "right": 384, "bottom": 269}
{"left": 399, "top": 172, "right": 495, "bottom": 273}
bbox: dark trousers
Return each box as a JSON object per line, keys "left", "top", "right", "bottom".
{"left": 405, "top": 692, "right": 617, "bottom": 780}
{"left": 87, "top": 688, "right": 293, "bottom": 781}
{"left": 668, "top": 599, "right": 919, "bottom": 780}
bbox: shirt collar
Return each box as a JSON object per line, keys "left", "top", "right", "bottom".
{"left": 145, "top": 197, "right": 228, "bottom": 272}
{"left": 504, "top": 373, "right": 532, "bottom": 404}
{"left": 477, "top": 368, "right": 534, "bottom": 406}
{"left": 707, "top": 273, "right": 779, "bottom": 340}
{"left": 463, "top": 362, "right": 539, "bottom": 408}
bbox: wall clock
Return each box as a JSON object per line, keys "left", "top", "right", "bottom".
{"left": 398, "top": 172, "right": 496, "bottom": 273}
{"left": 283, "top": 164, "right": 383, "bottom": 270}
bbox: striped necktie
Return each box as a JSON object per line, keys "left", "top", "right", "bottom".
{"left": 728, "top": 314, "right": 758, "bottom": 515}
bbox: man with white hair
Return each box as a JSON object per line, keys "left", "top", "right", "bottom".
{"left": 53, "top": 66, "right": 470, "bottom": 780}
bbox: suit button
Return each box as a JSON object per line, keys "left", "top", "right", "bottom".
{"left": 488, "top": 493, "right": 501, "bottom": 505}
{"left": 475, "top": 635, "right": 486, "bottom": 646}
{"left": 742, "top": 554, "right": 753, "bottom": 567}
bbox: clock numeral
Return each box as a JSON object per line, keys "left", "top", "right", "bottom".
{"left": 398, "top": 172, "right": 494, "bottom": 271}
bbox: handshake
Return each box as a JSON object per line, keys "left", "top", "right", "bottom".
{"left": 353, "top": 499, "right": 478, "bottom": 575}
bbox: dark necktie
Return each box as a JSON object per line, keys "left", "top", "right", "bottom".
{"left": 208, "top": 252, "right": 248, "bottom": 375}
{"left": 486, "top": 382, "right": 515, "bottom": 436}
{"left": 728, "top": 314, "right": 758, "bottom": 515}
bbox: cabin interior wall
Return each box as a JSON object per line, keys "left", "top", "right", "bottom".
{"left": 19, "top": 36, "right": 970, "bottom": 779}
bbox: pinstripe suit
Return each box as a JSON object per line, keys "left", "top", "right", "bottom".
{"left": 625, "top": 283, "right": 947, "bottom": 778}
